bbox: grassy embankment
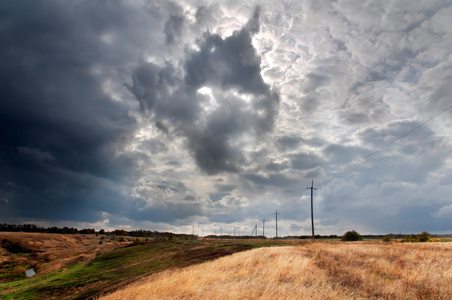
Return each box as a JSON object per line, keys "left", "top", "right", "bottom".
{"left": 0, "top": 232, "right": 290, "bottom": 299}
{"left": 103, "top": 241, "right": 452, "bottom": 300}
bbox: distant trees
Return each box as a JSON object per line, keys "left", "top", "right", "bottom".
{"left": 0, "top": 223, "right": 434, "bottom": 243}
{"left": 0, "top": 223, "right": 198, "bottom": 242}
{"left": 79, "top": 228, "right": 95, "bottom": 234}
{"left": 341, "top": 230, "right": 363, "bottom": 241}
{"left": 404, "top": 231, "right": 430, "bottom": 243}
{"left": 0, "top": 223, "right": 95, "bottom": 235}
{"left": 113, "top": 229, "right": 127, "bottom": 236}
{"left": 0, "top": 223, "right": 40, "bottom": 232}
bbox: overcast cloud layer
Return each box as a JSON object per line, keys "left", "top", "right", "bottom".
{"left": 1, "top": 0, "right": 451, "bottom": 235}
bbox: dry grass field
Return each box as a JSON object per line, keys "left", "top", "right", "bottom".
{"left": 102, "top": 241, "right": 452, "bottom": 300}
{"left": 0, "top": 232, "right": 128, "bottom": 278}
{"left": 1, "top": 234, "right": 284, "bottom": 299}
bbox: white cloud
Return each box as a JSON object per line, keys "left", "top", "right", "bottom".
{"left": 2, "top": 0, "right": 452, "bottom": 235}
{"left": 434, "top": 204, "right": 452, "bottom": 218}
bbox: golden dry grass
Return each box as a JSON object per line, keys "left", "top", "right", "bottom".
{"left": 102, "top": 241, "right": 452, "bottom": 300}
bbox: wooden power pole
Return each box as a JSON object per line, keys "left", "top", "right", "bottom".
{"left": 307, "top": 180, "right": 317, "bottom": 240}
{"left": 274, "top": 210, "right": 279, "bottom": 240}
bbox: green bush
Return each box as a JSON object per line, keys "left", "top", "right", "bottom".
{"left": 341, "top": 230, "right": 363, "bottom": 241}
{"left": 382, "top": 235, "right": 393, "bottom": 243}
{"left": 417, "top": 231, "right": 430, "bottom": 242}
{"left": 403, "top": 235, "right": 418, "bottom": 243}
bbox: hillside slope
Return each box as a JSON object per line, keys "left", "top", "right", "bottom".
{"left": 0, "top": 232, "right": 127, "bottom": 281}
{"left": 1, "top": 234, "right": 286, "bottom": 299}
{"left": 102, "top": 242, "right": 452, "bottom": 299}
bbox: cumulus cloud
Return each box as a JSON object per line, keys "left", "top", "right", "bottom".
{"left": 127, "top": 6, "right": 280, "bottom": 175}
{"left": 1, "top": 0, "right": 452, "bottom": 235}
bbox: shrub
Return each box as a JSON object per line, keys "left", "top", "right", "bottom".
{"left": 403, "top": 235, "right": 418, "bottom": 243}
{"left": 417, "top": 231, "right": 430, "bottom": 242}
{"left": 341, "top": 230, "right": 363, "bottom": 241}
{"left": 382, "top": 235, "right": 393, "bottom": 243}
{"left": 2, "top": 239, "right": 32, "bottom": 254}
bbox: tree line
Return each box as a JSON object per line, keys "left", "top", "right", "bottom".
{"left": 0, "top": 223, "right": 196, "bottom": 240}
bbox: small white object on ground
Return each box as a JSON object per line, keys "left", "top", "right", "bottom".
{"left": 25, "top": 268, "right": 36, "bottom": 277}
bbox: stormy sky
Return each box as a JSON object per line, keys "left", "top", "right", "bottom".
{"left": 1, "top": 0, "right": 451, "bottom": 236}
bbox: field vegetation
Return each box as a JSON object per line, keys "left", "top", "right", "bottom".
{"left": 103, "top": 241, "right": 452, "bottom": 300}
{"left": 2, "top": 231, "right": 451, "bottom": 299}
{"left": 0, "top": 232, "right": 289, "bottom": 299}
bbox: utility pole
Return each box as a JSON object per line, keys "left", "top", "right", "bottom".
{"left": 307, "top": 180, "right": 317, "bottom": 241}
{"left": 274, "top": 210, "right": 279, "bottom": 240}
{"left": 255, "top": 224, "right": 258, "bottom": 237}
{"left": 262, "top": 218, "right": 265, "bottom": 238}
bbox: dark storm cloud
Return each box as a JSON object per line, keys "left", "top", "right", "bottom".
{"left": 275, "top": 136, "right": 302, "bottom": 151}
{"left": 164, "top": 15, "right": 185, "bottom": 45}
{"left": 154, "top": 121, "right": 170, "bottom": 136}
{"left": 289, "top": 152, "right": 324, "bottom": 170}
{"left": 195, "top": 5, "right": 219, "bottom": 29}
{"left": 356, "top": 120, "right": 435, "bottom": 149}
{"left": 264, "top": 161, "right": 290, "bottom": 172}
{"left": 184, "top": 12, "right": 266, "bottom": 94}
{"left": 126, "top": 62, "right": 178, "bottom": 113}
{"left": 323, "top": 144, "right": 364, "bottom": 166}
{"left": 0, "top": 0, "right": 152, "bottom": 222}
{"left": 244, "top": 173, "right": 298, "bottom": 188}
{"left": 3, "top": 0, "right": 449, "bottom": 235}
{"left": 186, "top": 104, "right": 248, "bottom": 174}
{"left": 182, "top": 7, "right": 279, "bottom": 174}
{"left": 209, "top": 192, "right": 229, "bottom": 202}
{"left": 138, "top": 138, "right": 168, "bottom": 154}
{"left": 128, "top": 6, "right": 280, "bottom": 175}
{"left": 129, "top": 180, "right": 204, "bottom": 223}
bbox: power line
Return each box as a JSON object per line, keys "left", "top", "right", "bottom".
{"left": 363, "top": 103, "right": 452, "bottom": 161}
{"left": 343, "top": 121, "right": 452, "bottom": 179}
{"left": 318, "top": 106, "right": 452, "bottom": 184}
